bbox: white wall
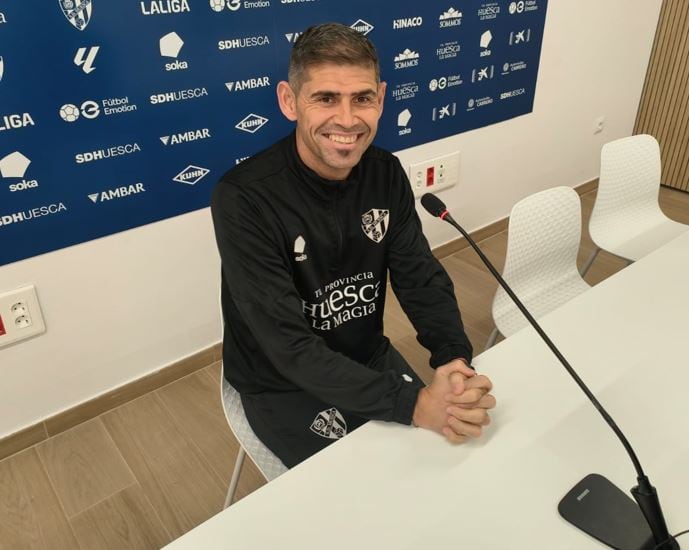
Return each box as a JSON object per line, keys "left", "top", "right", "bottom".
{"left": 0, "top": 0, "right": 662, "bottom": 439}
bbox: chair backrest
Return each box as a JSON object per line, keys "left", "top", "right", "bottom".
{"left": 220, "top": 375, "right": 288, "bottom": 481}
{"left": 590, "top": 134, "right": 665, "bottom": 243}
{"left": 492, "top": 186, "right": 590, "bottom": 338}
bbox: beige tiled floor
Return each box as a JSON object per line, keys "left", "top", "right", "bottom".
{"left": 1, "top": 187, "right": 687, "bottom": 549}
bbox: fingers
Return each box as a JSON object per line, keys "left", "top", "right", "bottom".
{"left": 444, "top": 375, "right": 493, "bottom": 405}
{"left": 442, "top": 426, "right": 469, "bottom": 444}
{"left": 448, "top": 371, "right": 466, "bottom": 395}
{"left": 465, "top": 374, "right": 493, "bottom": 393}
{"left": 436, "top": 360, "right": 475, "bottom": 381}
{"left": 446, "top": 405, "right": 491, "bottom": 426}
{"left": 446, "top": 415, "right": 483, "bottom": 438}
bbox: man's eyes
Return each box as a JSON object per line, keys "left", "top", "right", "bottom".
{"left": 315, "top": 95, "right": 375, "bottom": 104}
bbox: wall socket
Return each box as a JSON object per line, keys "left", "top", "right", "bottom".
{"left": 0, "top": 285, "right": 46, "bottom": 349}
{"left": 408, "top": 152, "right": 460, "bottom": 198}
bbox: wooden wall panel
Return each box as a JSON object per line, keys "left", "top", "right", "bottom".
{"left": 635, "top": 0, "right": 689, "bottom": 192}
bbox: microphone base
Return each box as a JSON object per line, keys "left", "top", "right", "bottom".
{"left": 559, "top": 473, "right": 679, "bottom": 549}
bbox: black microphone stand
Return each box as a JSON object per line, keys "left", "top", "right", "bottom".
{"left": 424, "top": 195, "right": 678, "bottom": 550}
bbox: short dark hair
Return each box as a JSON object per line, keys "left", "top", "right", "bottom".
{"left": 288, "top": 23, "right": 380, "bottom": 92}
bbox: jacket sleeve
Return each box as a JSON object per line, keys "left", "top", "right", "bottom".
{"left": 211, "top": 180, "right": 421, "bottom": 424}
{"left": 385, "top": 159, "right": 473, "bottom": 367}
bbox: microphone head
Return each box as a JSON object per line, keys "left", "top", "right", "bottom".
{"left": 421, "top": 193, "right": 448, "bottom": 218}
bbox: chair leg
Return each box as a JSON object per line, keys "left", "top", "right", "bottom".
{"left": 580, "top": 247, "right": 600, "bottom": 277}
{"left": 485, "top": 328, "right": 499, "bottom": 350}
{"left": 224, "top": 447, "right": 246, "bottom": 509}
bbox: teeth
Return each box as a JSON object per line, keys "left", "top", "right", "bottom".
{"left": 328, "top": 134, "right": 357, "bottom": 144}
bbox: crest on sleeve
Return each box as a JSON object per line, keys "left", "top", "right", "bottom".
{"left": 59, "top": 0, "right": 93, "bottom": 31}
{"left": 361, "top": 208, "right": 390, "bottom": 243}
{"left": 310, "top": 408, "right": 347, "bottom": 440}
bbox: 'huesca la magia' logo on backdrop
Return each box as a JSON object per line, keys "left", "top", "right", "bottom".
{"left": 361, "top": 208, "right": 389, "bottom": 243}
{"left": 59, "top": 0, "right": 93, "bottom": 31}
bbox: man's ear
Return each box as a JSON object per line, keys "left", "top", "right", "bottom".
{"left": 277, "top": 81, "right": 298, "bottom": 122}
{"left": 377, "top": 81, "right": 387, "bottom": 116}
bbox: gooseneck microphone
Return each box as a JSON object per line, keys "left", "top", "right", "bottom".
{"left": 421, "top": 193, "right": 679, "bottom": 550}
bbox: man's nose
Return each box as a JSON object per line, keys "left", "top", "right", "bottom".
{"left": 333, "top": 101, "right": 355, "bottom": 128}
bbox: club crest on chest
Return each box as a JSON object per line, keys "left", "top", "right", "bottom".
{"left": 361, "top": 208, "right": 389, "bottom": 243}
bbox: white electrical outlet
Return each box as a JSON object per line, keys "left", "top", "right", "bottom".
{"left": 408, "top": 152, "right": 460, "bottom": 198}
{"left": 0, "top": 285, "right": 46, "bottom": 349}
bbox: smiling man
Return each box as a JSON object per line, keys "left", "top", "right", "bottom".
{"left": 211, "top": 23, "right": 495, "bottom": 468}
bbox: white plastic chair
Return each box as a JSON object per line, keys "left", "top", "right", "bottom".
{"left": 581, "top": 134, "right": 688, "bottom": 276}
{"left": 485, "top": 186, "right": 591, "bottom": 349}
{"left": 220, "top": 375, "right": 288, "bottom": 508}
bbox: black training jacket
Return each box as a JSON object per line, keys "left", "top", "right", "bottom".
{"left": 211, "top": 132, "right": 472, "bottom": 425}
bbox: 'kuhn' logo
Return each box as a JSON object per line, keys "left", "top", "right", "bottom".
{"left": 235, "top": 113, "right": 268, "bottom": 133}
{"left": 173, "top": 165, "right": 209, "bottom": 185}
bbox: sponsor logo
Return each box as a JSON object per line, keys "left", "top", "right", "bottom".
{"left": 432, "top": 102, "right": 457, "bottom": 121}
{"left": 350, "top": 19, "right": 373, "bottom": 35}
{"left": 361, "top": 208, "right": 389, "bottom": 243}
{"left": 281, "top": 0, "right": 317, "bottom": 3}
{"left": 0, "top": 112, "right": 35, "bottom": 132}
{"left": 466, "top": 96, "right": 494, "bottom": 111}
{"left": 59, "top": 0, "right": 92, "bottom": 31}
{"left": 210, "top": 0, "right": 270, "bottom": 9}
{"left": 428, "top": 74, "right": 462, "bottom": 91}
{"left": 0, "top": 151, "right": 39, "bottom": 193}
{"left": 88, "top": 183, "right": 145, "bottom": 203}
{"left": 0, "top": 12, "right": 6, "bottom": 24}
{"left": 436, "top": 40, "right": 460, "bottom": 61}
{"left": 397, "top": 108, "right": 412, "bottom": 136}
{"left": 472, "top": 65, "right": 494, "bottom": 82}
{"left": 480, "top": 30, "right": 493, "bottom": 56}
{"left": 235, "top": 156, "right": 250, "bottom": 164}
{"left": 173, "top": 165, "right": 210, "bottom": 185}
{"left": 0, "top": 56, "right": 4, "bottom": 82}
{"left": 501, "top": 60, "right": 527, "bottom": 74}
{"left": 294, "top": 235, "right": 307, "bottom": 262}
{"left": 159, "top": 32, "right": 188, "bottom": 71}
{"left": 0, "top": 203, "right": 67, "bottom": 227}
{"left": 509, "top": 29, "right": 532, "bottom": 45}
{"left": 394, "top": 49, "right": 419, "bottom": 70}
{"left": 0, "top": 152, "right": 31, "bottom": 178}
{"left": 284, "top": 32, "right": 302, "bottom": 43}
{"left": 218, "top": 35, "right": 270, "bottom": 50}
{"left": 160, "top": 128, "right": 211, "bottom": 146}
{"left": 235, "top": 113, "right": 268, "bottom": 133}
{"left": 150, "top": 87, "right": 208, "bottom": 105}
{"left": 310, "top": 408, "right": 347, "bottom": 439}
{"left": 59, "top": 97, "right": 137, "bottom": 122}
{"left": 74, "top": 46, "right": 99, "bottom": 74}
{"left": 140, "top": 0, "right": 190, "bottom": 15}
{"left": 304, "top": 271, "right": 381, "bottom": 331}
{"left": 75, "top": 143, "right": 141, "bottom": 164}
{"left": 225, "top": 76, "right": 270, "bottom": 92}
{"left": 509, "top": 0, "right": 539, "bottom": 14}
{"left": 393, "top": 17, "right": 422, "bottom": 29}
{"left": 392, "top": 81, "right": 419, "bottom": 102}
{"left": 478, "top": 2, "right": 500, "bottom": 20}
{"left": 500, "top": 87, "right": 526, "bottom": 100}
{"left": 439, "top": 7, "right": 462, "bottom": 27}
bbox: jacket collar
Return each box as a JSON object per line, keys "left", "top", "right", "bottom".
{"left": 286, "top": 131, "right": 362, "bottom": 201}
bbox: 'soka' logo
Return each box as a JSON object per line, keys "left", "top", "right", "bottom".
{"left": 0, "top": 152, "right": 39, "bottom": 193}
{"left": 159, "top": 32, "right": 188, "bottom": 71}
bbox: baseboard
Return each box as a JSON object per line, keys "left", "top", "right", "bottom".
{"left": 432, "top": 178, "right": 598, "bottom": 259}
{"left": 0, "top": 342, "right": 222, "bottom": 461}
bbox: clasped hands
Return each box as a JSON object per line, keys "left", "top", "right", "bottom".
{"left": 412, "top": 359, "right": 496, "bottom": 444}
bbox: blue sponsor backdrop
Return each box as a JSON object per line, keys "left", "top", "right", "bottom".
{"left": 0, "top": 0, "right": 547, "bottom": 266}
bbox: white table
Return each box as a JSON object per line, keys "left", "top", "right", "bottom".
{"left": 168, "top": 231, "right": 689, "bottom": 549}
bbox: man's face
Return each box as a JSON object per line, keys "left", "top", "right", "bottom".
{"left": 279, "top": 63, "right": 386, "bottom": 181}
